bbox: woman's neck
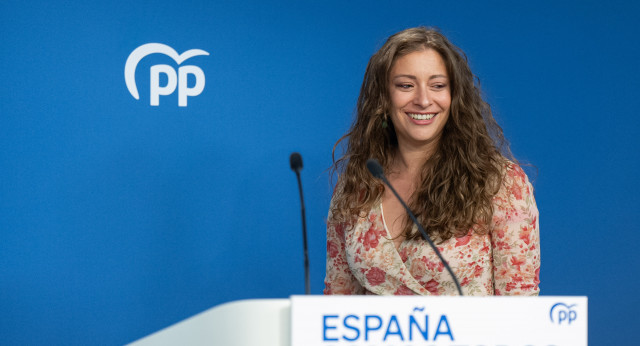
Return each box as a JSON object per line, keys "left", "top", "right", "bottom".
{"left": 390, "top": 142, "right": 436, "bottom": 180}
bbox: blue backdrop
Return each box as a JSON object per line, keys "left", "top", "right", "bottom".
{"left": 1, "top": 0, "right": 638, "bottom": 344}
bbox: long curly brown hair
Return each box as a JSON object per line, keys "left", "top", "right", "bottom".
{"left": 331, "top": 27, "right": 514, "bottom": 241}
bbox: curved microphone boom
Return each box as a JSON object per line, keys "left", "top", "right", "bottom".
{"left": 290, "top": 152, "right": 310, "bottom": 294}
{"left": 366, "top": 158, "right": 464, "bottom": 296}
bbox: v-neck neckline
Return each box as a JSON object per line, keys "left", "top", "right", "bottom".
{"left": 377, "top": 202, "right": 429, "bottom": 295}
{"left": 379, "top": 202, "right": 405, "bottom": 253}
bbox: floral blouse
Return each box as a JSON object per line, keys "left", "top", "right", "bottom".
{"left": 324, "top": 163, "right": 540, "bottom": 296}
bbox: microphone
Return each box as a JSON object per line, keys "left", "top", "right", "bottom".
{"left": 366, "top": 158, "right": 463, "bottom": 296}
{"left": 290, "top": 152, "right": 310, "bottom": 294}
{"left": 290, "top": 152, "right": 303, "bottom": 173}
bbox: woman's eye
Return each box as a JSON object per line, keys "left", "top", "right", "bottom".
{"left": 396, "top": 84, "right": 412, "bottom": 89}
{"left": 432, "top": 84, "right": 447, "bottom": 90}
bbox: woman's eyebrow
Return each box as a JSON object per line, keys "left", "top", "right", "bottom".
{"left": 391, "top": 74, "right": 448, "bottom": 81}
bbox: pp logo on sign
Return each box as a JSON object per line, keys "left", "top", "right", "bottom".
{"left": 125, "top": 43, "right": 209, "bottom": 107}
{"left": 550, "top": 303, "right": 577, "bottom": 325}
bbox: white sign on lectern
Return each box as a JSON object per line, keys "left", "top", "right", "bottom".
{"left": 291, "top": 296, "right": 587, "bottom": 346}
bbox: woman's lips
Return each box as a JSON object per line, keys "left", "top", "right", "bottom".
{"left": 407, "top": 112, "right": 438, "bottom": 124}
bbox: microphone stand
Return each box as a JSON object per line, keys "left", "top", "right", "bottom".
{"left": 290, "top": 153, "right": 310, "bottom": 294}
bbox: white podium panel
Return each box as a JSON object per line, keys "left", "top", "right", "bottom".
{"left": 128, "top": 299, "right": 290, "bottom": 346}
{"left": 291, "top": 296, "right": 587, "bottom": 346}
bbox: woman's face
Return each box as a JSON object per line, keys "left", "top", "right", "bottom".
{"left": 388, "top": 49, "right": 451, "bottom": 153}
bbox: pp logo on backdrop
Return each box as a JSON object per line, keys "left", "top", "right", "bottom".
{"left": 124, "top": 43, "right": 209, "bottom": 107}
{"left": 549, "top": 302, "right": 577, "bottom": 325}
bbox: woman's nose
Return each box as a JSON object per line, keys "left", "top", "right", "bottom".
{"left": 413, "top": 87, "right": 431, "bottom": 107}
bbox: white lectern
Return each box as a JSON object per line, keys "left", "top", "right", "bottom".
{"left": 128, "top": 299, "right": 290, "bottom": 346}
{"left": 129, "top": 296, "right": 587, "bottom": 346}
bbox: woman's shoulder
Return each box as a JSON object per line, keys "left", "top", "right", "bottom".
{"left": 493, "top": 160, "right": 537, "bottom": 219}
{"left": 500, "top": 160, "right": 531, "bottom": 189}
{"left": 327, "top": 175, "right": 357, "bottom": 223}
{"left": 329, "top": 174, "right": 348, "bottom": 208}
{"left": 503, "top": 160, "right": 528, "bottom": 178}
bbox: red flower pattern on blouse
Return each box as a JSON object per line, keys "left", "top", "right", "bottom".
{"left": 394, "top": 285, "right": 414, "bottom": 295}
{"left": 327, "top": 240, "right": 339, "bottom": 258}
{"left": 324, "top": 162, "right": 540, "bottom": 296}
{"left": 398, "top": 248, "right": 409, "bottom": 262}
{"left": 509, "top": 256, "right": 526, "bottom": 271}
{"left": 424, "top": 279, "right": 439, "bottom": 294}
{"left": 455, "top": 233, "right": 472, "bottom": 247}
{"left": 366, "top": 267, "right": 386, "bottom": 286}
{"left": 519, "top": 225, "right": 532, "bottom": 245}
{"left": 362, "top": 228, "right": 379, "bottom": 250}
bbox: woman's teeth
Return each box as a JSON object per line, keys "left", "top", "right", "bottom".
{"left": 408, "top": 113, "right": 436, "bottom": 120}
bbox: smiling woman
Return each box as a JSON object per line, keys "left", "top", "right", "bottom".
{"left": 326, "top": 27, "right": 540, "bottom": 296}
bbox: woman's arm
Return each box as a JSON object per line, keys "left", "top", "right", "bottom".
{"left": 324, "top": 211, "right": 365, "bottom": 295}
{"left": 492, "top": 164, "right": 541, "bottom": 295}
